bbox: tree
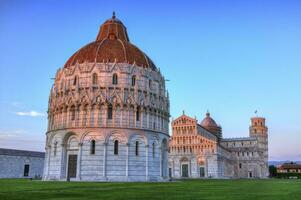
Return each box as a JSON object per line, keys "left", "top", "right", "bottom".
{"left": 269, "top": 165, "right": 277, "bottom": 178}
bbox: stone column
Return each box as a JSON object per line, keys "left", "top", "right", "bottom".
{"left": 134, "top": 106, "right": 137, "bottom": 128}
{"left": 44, "top": 145, "right": 51, "bottom": 180}
{"left": 104, "top": 104, "right": 108, "bottom": 127}
{"left": 139, "top": 107, "right": 144, "bottom": 128}
{"left": 60, "top": 144, "right": 66, "bottom": 180}
{"left": 76, "top": 142, "right": 83, "bottom": 181}
{"left": 145, "top": 144, "right": 149, "bottom": 181}
{"left": 159, "top": 146, "right": 162, "bottom": 177}
{"left": 126, "top": 143, "right": 129, "bottom": 177}
{"left": 94, "top": 105, "right": 99, "bottom": 127}
{"left": 120, "top": 106, "right": 124, "bottom": 127}
{"left": 103, "top": 142, "right": 107, "bottom": 177}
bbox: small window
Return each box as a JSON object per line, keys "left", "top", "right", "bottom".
{"left": 54, "top": 142, "right": 57, "bottom": 156}
{"left": 73, "top": 76, "right": 78, "bottom": 86}
{"left": 152, "top": 143, "right": 155, "bottom": 158}
{"left": 136, "top": 107, "right": 140, "bottom": 121}
{"left": 135, "top": 141, "right": 139, "bottom": 156}
{"left": 90, "top": 140, "right": 96, "bottom": 155}
{"left": 71, "top": 106, "right": 76, "bottom": 121}
{"left": 24, "top": 164, "right": 29, "bottom": 177}
{"left": 114, "top": 140, "right": 119, "bottom": 155}
{"left": 112, "top": 73, "right": 118, "bottom": 85}
{"left": 132, "top": 75, "right": 136, "bottom": 86}
{"left": 107, "top": 105, "right": 113, "bottom": 120}
{"left": 149, "top": 79, "right": 152, "bottom": 89}
{"left": 92, "top": 73, "right": 98, "bottom": 85}
{"left": 239, "top": 163, "right": 242, "bottom": 169}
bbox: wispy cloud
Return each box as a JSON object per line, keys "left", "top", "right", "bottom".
{"left": 15, "top": 111, "right": 45, "bottom": 117}
{"left": 11, "top": 101, "right": 23, "bottom": 108}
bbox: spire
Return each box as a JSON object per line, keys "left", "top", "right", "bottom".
{"left": 112, "top": 11, "right": 116, "bottom": 19}
{"left": 206, "top": 110, "right": 210, "bottom": 117}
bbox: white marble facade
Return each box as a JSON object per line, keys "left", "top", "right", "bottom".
{"left": 168, "top": 114, "right": 268, "bottom": 179}
{"left": 43, "top": 14, "right": 170, "bottom": 182}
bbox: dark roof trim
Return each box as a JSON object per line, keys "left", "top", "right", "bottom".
{"left": 0, "top": 148, "right": 45, "bottom": 158}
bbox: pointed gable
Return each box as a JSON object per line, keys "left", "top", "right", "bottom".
{"left": 172, "top": 114, "right": 197, "bottom": 127}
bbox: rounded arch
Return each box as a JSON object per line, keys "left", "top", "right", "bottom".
{"left": 79, "top": 130, "right": 105, "bottom": 143}
{"left": 62, "top": 131, "right": 78, "bottom": 146}
{"left": 105, "top": 130, "right": 128, "bottom": 144}
{"left": 128, "top": 133, "right": 148, "bottom": 146}
{"left": 180, "top": 156, "right": 189, "bottom": 162}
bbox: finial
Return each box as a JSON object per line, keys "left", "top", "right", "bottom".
{"left": 112, "top": 11, "right": 116, "bottom": 19}
{"left": 255, "top": 110, "right": 258, "bottom": 117}
{"left": 206, "top": 110, "right": 210, "bottom": 117}
{"left": 182, "top": 110, "right": 185, "bottom": 115}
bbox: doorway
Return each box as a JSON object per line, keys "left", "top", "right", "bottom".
{"left": 200, "top": 167, "right": 205, "bottom": 177}
{"left": 67, "top": 154, "right": 77, "bottom": 180}
{"left": 181, "top": 164, "right": 189, "bottom": 177}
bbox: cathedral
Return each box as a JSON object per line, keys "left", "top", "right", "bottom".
{"left": 168, "top": 112, "right": 269, "bottom": 179}
{"left": 43, "top": 14, "right": 268, "bottom": 182}
{"left": 43, "top": 13, "right": 170, "bottom": 182}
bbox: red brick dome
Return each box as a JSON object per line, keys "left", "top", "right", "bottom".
{"left": 200, "top": 112, "right": 222, "bottom": 137}
{"left": 64, "top": 13, "right": 157, "bottom": 70}
{"left": 201, "top": 112, "right": 219, "bottom": 128}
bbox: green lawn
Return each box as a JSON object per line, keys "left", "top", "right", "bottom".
{"left": 0, "top": 179, "right": 300, "bottom": 200}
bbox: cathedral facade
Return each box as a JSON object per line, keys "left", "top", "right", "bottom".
{"left": 43, "top": 14, "right": 170, "bottom": 182}
{"left": 168, "top": 112, "right": 268, "bottom": 179}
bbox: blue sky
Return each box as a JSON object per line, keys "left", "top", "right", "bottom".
{"left": 0, "top": 0, "right": 300, "bottom": 160}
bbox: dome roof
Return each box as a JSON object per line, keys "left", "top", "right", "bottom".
{"left": 200, "top": 112, "right": 222, "bottom": 138}
{"left": 200, "top": 112, "right": 219, "bottom": 128}
{"left": 64, "top": 12, "right": 157, "bottom": 70}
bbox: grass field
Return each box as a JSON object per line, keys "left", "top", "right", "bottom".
{"left": 0, "top": 179, "right": 300, "bottom": 200}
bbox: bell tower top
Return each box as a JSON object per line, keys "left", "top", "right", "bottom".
{"left": 249, "top": 117, "right": 268, "bottom": 137}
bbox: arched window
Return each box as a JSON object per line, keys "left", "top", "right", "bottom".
{"left": 239, "top": 163, "right": 242, "bottom": 169}
{"left": 71, "top": 106, "right": 76, "bottom": 121}
{"left": 152, "top": 143, "right": 155, "bottom": 158}
{"left": 107, "top": 105, "right": 113, "bottom": 120}
{"left": 73, "top": 76, "right": 78, "bottom": 86}
{"left": 54, "top": 142, "right": 57, "bottom": 156}
{"left": 135, "top": 141, "right": 139, "bottom": 156}
{"left": 90, "top": 140, "right": 96, "bottom": 155}
{"left": 136, "top": 107, "right": 140, "bottom": 121}
{"left": 92, "top": 73, "right": 98, "bottom": 85}
{"left": 132, "top": 75, "right": 136, "bottom": 86}
{"left": 112, "top": 73, "right": 118, "bottom": 85}
{"left": 114, "top": 140, "right": 119, "bottom": 155}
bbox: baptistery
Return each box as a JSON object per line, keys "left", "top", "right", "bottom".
{"left": 43, "top": 13, "right": 170, "bottom": 182}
